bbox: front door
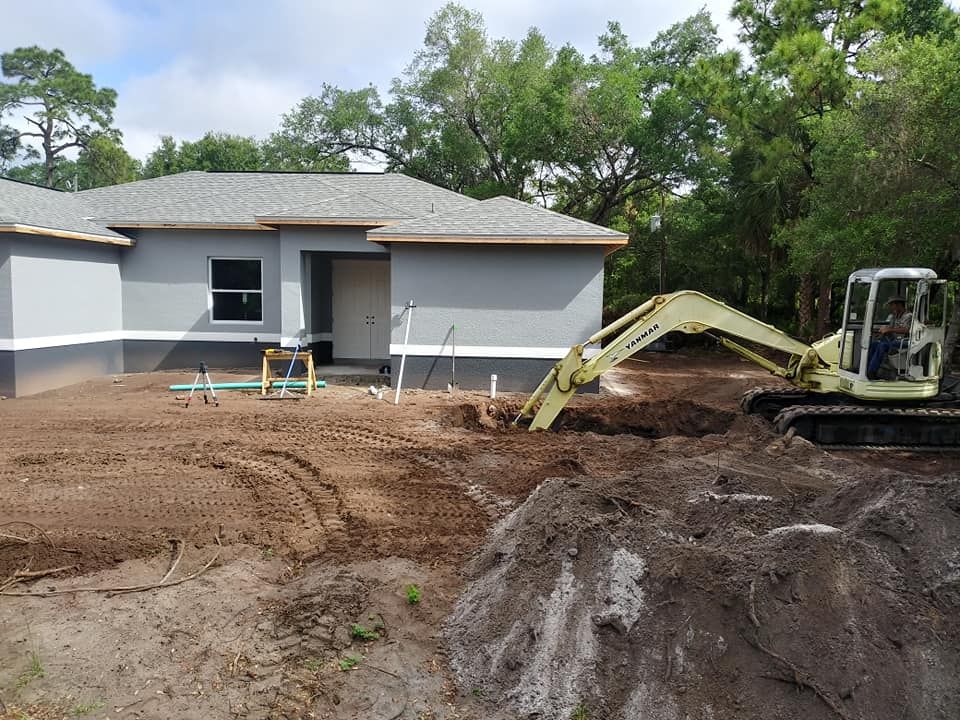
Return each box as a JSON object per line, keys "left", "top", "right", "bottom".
{"left": 332, "top": 260, "right": 390, "bottom": 360}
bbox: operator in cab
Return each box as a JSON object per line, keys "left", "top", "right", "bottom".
{"left": 866, "top": 295, "right": 913, "bottom": 379}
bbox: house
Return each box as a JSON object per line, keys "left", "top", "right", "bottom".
{"left": 0, "top": 172, "right": 627, "bottom": 397}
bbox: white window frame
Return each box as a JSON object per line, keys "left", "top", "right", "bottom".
{"left": 208, "top": 256, "right": 265, "bottom": 325}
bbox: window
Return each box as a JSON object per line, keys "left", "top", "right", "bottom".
{"left": 209, "top": 258, "right": 263, "bottom": 323}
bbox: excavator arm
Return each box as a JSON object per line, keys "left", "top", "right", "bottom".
{"left": 515, "top": 291, "right": 824, "bottom": 431}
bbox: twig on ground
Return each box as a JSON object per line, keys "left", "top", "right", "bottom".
{"left": 158, "top": 539, "right": 185, "bottom": 586}
{"left": 363, "top": 663, "right": 403, "bottom": 680}
{"left": 0, "top": 521, "right": 55, "bottom": 547}
{"left": 598, "top": 492, "right": 658, "bottom": 516}
{"left": 0, "top": 564, "right": 77, "bottom": 592}
{"left": 0, "top": 532, "right": 36, "bottom": 544}
{"left": 0, "top": 534, "right": 222, "bottom": 598}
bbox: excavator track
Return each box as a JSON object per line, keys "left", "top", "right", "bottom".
{"left": 739, "top": 386, "right": 841, "bottom": 421}
{"left": 773, "top": 405, "right": 960, "bottom": 449}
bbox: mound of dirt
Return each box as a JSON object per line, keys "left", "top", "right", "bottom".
{"left": 446, "top": 450, "right": 960, "bottom": 719}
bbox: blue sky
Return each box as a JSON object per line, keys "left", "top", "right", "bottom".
{"left": 1, "top": 0, "right": 739, "bottom": 160}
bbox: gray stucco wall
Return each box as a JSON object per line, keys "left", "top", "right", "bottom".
{"left": 12, "top": 342, "right": 122, "bottom": 396}
{"left": 389, "top": 244, "right": 604, "bottom": 350}
{"left": 8, "top": 236, "right": 122, "bottom": 339}
{"left": 120, "top": 229, "right": 281, "bottom": 338}
{"left": 0, "top": 237, "right": 11, "bottom": 341}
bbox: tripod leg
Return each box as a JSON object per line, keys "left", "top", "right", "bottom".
{"left": 184, "top": 371, "right": 202, "bottom": 408}
{"left": 204, "top": 370, "right": 219, "bottom": 406}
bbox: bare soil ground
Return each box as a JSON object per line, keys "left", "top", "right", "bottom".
{"left": 0, "top": 353, "right": 957, "bottom": 719}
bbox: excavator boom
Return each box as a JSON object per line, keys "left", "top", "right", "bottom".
{"left": 516, "top": 291, "right": 824, "bottom": 431}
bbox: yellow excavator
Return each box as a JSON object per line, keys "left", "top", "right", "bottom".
{"left": 515, "top": 267, "right": 960, "bottom": 447}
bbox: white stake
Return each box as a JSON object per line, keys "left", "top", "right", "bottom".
{"left": 490, "top": 373, "right": 498, "bottom": 399}
{"left": 394, "top": 300, "right": 415, "bottom": 405}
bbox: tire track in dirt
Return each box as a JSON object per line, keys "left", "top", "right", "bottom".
{"left": 222, "top": 449, "right": 348, "bottom": 556}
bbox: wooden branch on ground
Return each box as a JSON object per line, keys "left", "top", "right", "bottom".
{"left": 0, "top": 535, "right": 222, "bottom": 598}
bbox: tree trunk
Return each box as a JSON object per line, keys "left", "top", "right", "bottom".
{"left": 44, "top": 113, "right": 55, "bottom": 188}
{"left": 798, "top": 273, "right": 816, "bottom": 339}
{"left": 815, "top": 276, "right": 832, "bottom": 339}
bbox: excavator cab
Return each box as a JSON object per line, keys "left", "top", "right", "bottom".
{"left": 837, "top": 268, "right": 949, "bottom": 398}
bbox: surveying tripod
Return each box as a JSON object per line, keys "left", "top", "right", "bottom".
{"left": 184, "top": 361, "right": 219, "bottom": 408}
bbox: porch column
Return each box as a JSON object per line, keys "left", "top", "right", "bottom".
{"left": 279, "top": 237, "right": 305, "bottom": 347}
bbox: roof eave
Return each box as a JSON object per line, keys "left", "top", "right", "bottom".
{"left": 0, "top": 223, "right": 134, "bottom": 247}
{"left": 105, "top": 222, "right": 275, "bottom": 231}
{"left": 366, "top": 233, "right": 629, "bottom": 254}
{"left": 255, "top": 217, "right": 403, "bottom": 228}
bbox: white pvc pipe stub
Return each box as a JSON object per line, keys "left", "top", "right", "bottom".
{"left": 490, "top": 374, "right": 497, "bottom": 399}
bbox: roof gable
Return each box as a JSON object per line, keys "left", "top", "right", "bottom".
{"left": 367, "top": 195, "right": 628, "bottom": 250}
{"left": 0, "top": 178, "right": 132, "bottom": 245}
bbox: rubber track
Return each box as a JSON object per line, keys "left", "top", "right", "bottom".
{"left": 739, "top": 386, "right": 811, "bottom": 416}
{"left": 774, "top": 405, "right": 960, "bottom": 448}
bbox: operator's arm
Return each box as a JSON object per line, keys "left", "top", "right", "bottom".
{"left": 879, "top": 312, "right": 913, "bottom": 335}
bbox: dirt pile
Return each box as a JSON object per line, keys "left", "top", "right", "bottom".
{"left": 446, "top": 440, "right": 960, "bottom": 720}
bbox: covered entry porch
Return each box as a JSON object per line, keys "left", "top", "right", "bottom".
{"left": 288, "top": 249, "right": 393, "bottom": 367}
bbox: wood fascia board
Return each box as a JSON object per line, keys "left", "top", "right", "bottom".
{"left": 367, "top": 234, "right": 629, "bottom": 253}
{"left": 105, "top": 222, "right": 275, "bottom": 231}
{"left": 255, "top": 217, "right": 402, "bottom": 227}
{"left": 0, "top": 223, "right": 135, "bottom": 247}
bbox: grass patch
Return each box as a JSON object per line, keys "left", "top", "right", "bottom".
{"left": 571, "top": 703, "right": 589, "bottom": 720}
{"left": 350, "top": 623, "right": 380, "bottom": 641}
{"left": 303, "top": 658, "right": 322, "bottom": 673}
{"left": 405, "top": 583, "right": 422, "bottom": 604}
{"left": 338, "top": 655, "right": 361, "bottom": 671}
{"left": 72, "top": 700, "right": 105, "bottom": 715}
{"left": 15, "top": 651, "right": 45, "bottom": 689}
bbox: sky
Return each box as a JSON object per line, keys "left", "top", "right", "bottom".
{"left": 0, "top": 0, "right": 740, "bottom": 162}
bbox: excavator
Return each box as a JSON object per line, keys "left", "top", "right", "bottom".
{"left": 514, "top": 267, "right": 960, "bottom": 448}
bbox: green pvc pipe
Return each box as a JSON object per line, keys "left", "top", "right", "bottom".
{"left": 168, "top": 380, "right": 326, "bottom": 391}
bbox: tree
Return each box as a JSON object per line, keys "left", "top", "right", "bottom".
{"left": 0, "top": 46, "right": 118, "bottom": 188}
{"left": 780, "top": 35, "right": 960, "bottom": 277}
{"left": 550, "top": 12, "right": 732, "bottom": 224}
{"left": 142, "top": 132, "right": 264, "bottom": 177}
{"left": 76, "top": 135, "right": 140, "bottom": 188}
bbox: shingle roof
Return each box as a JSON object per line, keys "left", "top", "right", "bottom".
{"left": 368, "top": 196, "right": 629, "bottom": 242}
{"left": 1, "top": 172, "right": 625, "bottom": 250}
{"left": 77, "top": 171, "right": 476, "bottom": 226}
{"left": 0, "top": 178, "right": 130, "bottom": 244}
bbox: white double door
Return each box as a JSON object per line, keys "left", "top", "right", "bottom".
{"left": 332, "top": 259, "right": 391, "bottom": 360}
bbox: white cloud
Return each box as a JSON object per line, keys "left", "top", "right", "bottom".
{"left": 0, "top": 0, "right": 134, "bottom": 66}
{"left": 3, "top": 0, "right": 742, "bottom": 161}
{"left": 116, "top": 60, "right": 310, "bottom": 158}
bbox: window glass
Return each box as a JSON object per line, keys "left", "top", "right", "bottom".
{"left": 210, "top": 258, "right": 263, "bottom": 322}
{"left": 212, "top": 292, "right": 262, "bottom": 322}
{"left": 211, "top": 259, "right": 261, "bottom": 290}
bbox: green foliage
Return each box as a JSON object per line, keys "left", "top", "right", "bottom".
{"left": 16, "top": 650, "right": 45, "bottom": 689}
{"left": 350, "top": 623, "right": 381, "bottom": 640}
{"left": 338, "top": 655, "right": 361, "bottom": 671}
{"left": 0, "top": 46, "right": 119, "bottom": 187}
{"left": 405, "top": 583, "right": 422, "bottom": 604}
{"left": 71, "top": 700, "right": 105, "bottom": 715}
{"left": 303, "top": 657, "right": 322, "bottom": 672}
{"left": 778, "top": 34, "right": 960, "bottom": 279}
{"left": 571, "top": 703, "right": 590, "bottom": 720}
{"left": 142, "top": 132, "right": 264, "bottom": 177}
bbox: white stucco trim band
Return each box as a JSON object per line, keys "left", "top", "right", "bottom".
{"left": 0, "top": 330, "right": 283, "bottom": 351}
{"left": 389, "top": 343, "right": 600, "bottom": 360}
